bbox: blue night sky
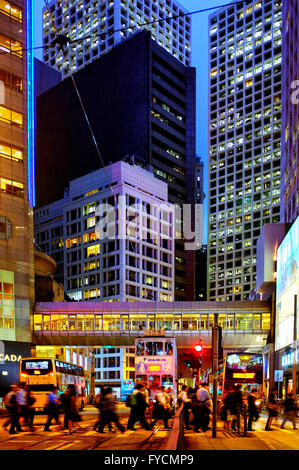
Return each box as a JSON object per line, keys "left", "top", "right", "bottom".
{"left": 33, "top": 0, "right": 226, "bottom": 244}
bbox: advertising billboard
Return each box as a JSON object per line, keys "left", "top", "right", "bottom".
{"left": 276, "top": 215, "right": 299, "bottom": 351}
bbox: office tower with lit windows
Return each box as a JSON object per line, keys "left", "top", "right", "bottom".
{"left": 36, "top": 30, "right": 196, "bottom": 301}
{"left": 0, "top": 0, "right": 35, "bottom": 390}
{"left": 281, "top": 0, "right": 299, "bottom": 224}
{"left": 42, "top": 0, "right": 191, "bottom": 78}
{"left": 207, "top": 0, "right": 282, "bottom": 301}
{"left": 34, "top": 161, "right": 174, "bottom": 303}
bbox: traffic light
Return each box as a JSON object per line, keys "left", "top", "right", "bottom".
{"left": 183, "top": 359, "right": 191, "bottom": 367}
{"left": 193, "top": 343, "right": 203, "bottom": 369}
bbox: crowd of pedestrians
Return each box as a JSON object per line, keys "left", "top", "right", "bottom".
{"left": 1, "top": 381, "right": 298, "bottom": 436}
{"left": 1, "top": 382, "right": 82, "bottom": 435}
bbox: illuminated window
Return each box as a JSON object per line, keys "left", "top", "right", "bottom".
{"left": 0, "top": 69, "right": 22, "bottom": 92}
{"left": 0, "top": 1, "right": 22, "bottom": 22}
{"left": 0, "top": 33, "right": 22, "bottom": 57}
{"left": 0, "top": 177, "right": 23, "bottom": 197}
{"left": 0, "top": 141, "right": 23, "bottom": 162}
{"left": 87, "top": 216, "right": 96, "bottom": 228}
{"left": 87, "top": 244, "right": 100, "bottom": 257}
{"left": 0, "top": 105, "right": 22, "bottom": 127}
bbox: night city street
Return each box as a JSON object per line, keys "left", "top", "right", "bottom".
{"left": 1, "top": 405, "right": 299, "bottom": 451}
{"left": 1, "top": 0, "right": 299, "bottom": 456}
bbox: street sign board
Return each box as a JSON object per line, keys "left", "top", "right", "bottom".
{"left": 274, "top": 369, "right": 283, "bottom": 382}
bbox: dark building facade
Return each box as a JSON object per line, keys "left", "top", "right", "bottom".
{"left": 36, "top": 30, "right": 196, "bottom": 301}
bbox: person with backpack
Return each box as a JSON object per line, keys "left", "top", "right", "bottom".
{"left": 127, "top": 384, "right": 152, "bottom": 431}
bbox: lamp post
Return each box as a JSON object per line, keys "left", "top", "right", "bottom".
{"left": 212, "top": 314, "right": 219, "bottom": 438}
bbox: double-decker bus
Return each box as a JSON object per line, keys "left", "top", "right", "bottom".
{"left": 135, "top": 332, "right": 177, "bottom": 401}
{"left": 20, "top": 358, "right": 87, "bottom": 412}
{"left": 222, "top": 352, "right": 264, "bottom": 402}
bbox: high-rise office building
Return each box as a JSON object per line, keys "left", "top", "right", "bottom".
{"left": 0, "top": 0, "right": 35, "bottom": 391}
{"left": 36, "top": 31, "right": 196, "bottom": 300}
{"left": 207, "top": 0, "right": 282, "bottom": 301}
{"left": 34, "top": 161, "right": 174, "bottom": 303}
{"left": 281, "top": 0, "right": 299, "bottom": 224}
{"left": 42, "top": 0, "right": 191, "bottom": 78}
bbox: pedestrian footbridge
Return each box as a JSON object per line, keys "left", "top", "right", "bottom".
{"left": 33, "top": 300, "right": 272, "bottom": 349}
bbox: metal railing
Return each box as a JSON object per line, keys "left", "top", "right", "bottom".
{"left": 236, "top": 404, "right": 248, "bottom": 437}
{"left": 165, "top": 404, "right": 184, "bottom": 450}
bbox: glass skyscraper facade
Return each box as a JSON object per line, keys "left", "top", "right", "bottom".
{"left": 208, "top": 0, "right": 282, "bottom": 301}
{"left": 42, "top": 0, "right": 191, "bottom": 78}
{"left": 281, "top": 0, "right": 299, "bottom": 225}
{"left": 0, "top": 0, "right": 35, "bottom": 343}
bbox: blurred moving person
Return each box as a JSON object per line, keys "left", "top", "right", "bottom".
{"left": 153, "top": 386, "right": 170, "bottom": 429}
{"left": 178, "top": 385, "right": 191, "bottom": 430}
{"left": 281, "top": 393, "right": 298, "bottom": 430}
{"left": 65, "top": 384, "right": 82, "bottom": 436}
{"left": 25, "top": 385, "right": 36, "bottom": 431}
{"left": 127, "top": 384, "right": 151, "bottom": 431}
{"left": 44, "top": 386, "right": 61, "bottom": 432}
{"left": 3, "top": 384, "right": 21, "bottom": 434}
{"left": 97, "top": 387, "right": 124, "bottom": 434}
{"left": 265, "top": 388, "right": 279, "bottom": 431}
{"left": 247, "top": 388, "right": 259, "bottom": 431}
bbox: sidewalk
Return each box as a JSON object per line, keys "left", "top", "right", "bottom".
{"left": 184, "top": 426, "right": 272, "bottom": 450}
{"left": 183, "top": 413, "right": 299, "bottom": 451}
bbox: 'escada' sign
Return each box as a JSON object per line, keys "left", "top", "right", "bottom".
{"left": 0, "top": 354, "right": 22, "bottom": 363}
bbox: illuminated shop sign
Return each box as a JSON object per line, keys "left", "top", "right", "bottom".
{"left": 282, "top": 350, "right": 299, "bottom": 368}
{"left": 276, "top": 215, "right": 299, "bottom": 351}
{"left": 0, "top": 354, "right": 22, "bottom": 363}
{"left": 232, "top": 373, "right": 255, "bottom": 380}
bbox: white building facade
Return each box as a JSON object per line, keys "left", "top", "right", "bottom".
{"left": 34, "top": 161, "right": 174, "bottom": 393}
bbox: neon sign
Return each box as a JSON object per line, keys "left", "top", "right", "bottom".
{"left": 26, "top": 0, "right": 35, "bottom": 206}
{"left": 232, "top": 373, "right": 255, "bottom": 379}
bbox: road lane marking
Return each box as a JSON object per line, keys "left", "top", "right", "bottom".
{"left": 44, "top": 442, "right": 66, "bottom": 450}
{"left": 57, "top": 440, "right": 80, "bottom": 450}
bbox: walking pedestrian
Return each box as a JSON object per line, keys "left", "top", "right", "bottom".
{"left": 3, "top": 384, "right": 21, "bottom": 435}
{"left": 280, "top": 393, "right": 298, "bottom": 430}
{"left": 265, "top": 388, "right": 279, "bottom": 431}
{"left": 25, "top": 385, "right": 36, "bottom": 430}
{"left": 97, "top": 387, "right": 125, "bottom": 433}
{"left": 127, "top": 384, "right": 152, "bottom": 431}
{"left": 247, "top": 388, "right": 259, "bottom": 431}
{"left": 223, "top": 384, "right": 243, "bottom": 431}
{"left": 193, "top": 383, "right": 211, "bottom": 433}
{"left": 44, "top": 386, "right": 60, "bottom": 431}
{"left": 153, "top": 386, "right": 170, "bottom": 429}
{"left": 16, "top": 382, "right": 28, "bottom": 428}
{"left": 177, "top": 386, "right": 191, "bottom": 429}
{"left": 94, "top": 387, "right": 114, "bottom": 432}
{"left": 65, "top": 384, "right": 82, "bottom": 436}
